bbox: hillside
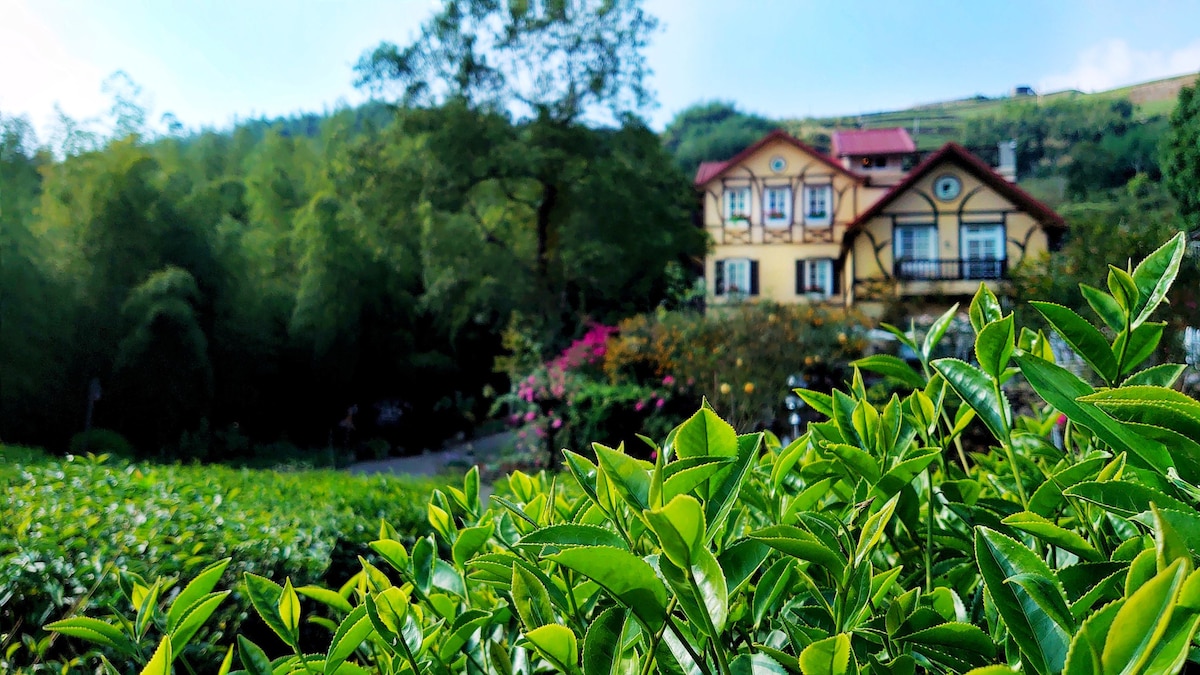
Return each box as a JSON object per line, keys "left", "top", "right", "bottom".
{"left": 786, "top": 72, "right": 1197, "bottom": 151}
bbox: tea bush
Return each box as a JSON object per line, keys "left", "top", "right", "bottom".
{"left": 33, "top": 233, "right": 1200, "bottom": 675}
{"left": 1, "top": 449, "right": 440, "bottom": 671}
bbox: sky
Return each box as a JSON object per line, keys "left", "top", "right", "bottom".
{"left": 2, "top": 0, "right": 1200, "bottom": 141}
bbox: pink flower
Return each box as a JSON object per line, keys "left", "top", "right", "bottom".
{"left": 1057, "top": 414, "right": 1067, "bottom": 427}
{"left": 662, "top": 375, "right": 676, "bottom": 386}
{"left": 524, "top": 411, "right": 537, "bottom": 422}
{"left": 551, "top": 417, "right": 563, "bottom": 429}
{"left": 650, "top": 450, "right": 658, "bottom": 461}
{"left": 509, "top": 414, "right": 520, "bottom": 424}
{"left": 687, "top": 377, "right": 695, "bottom": 386}
{"left": 635, "top": 400, "right": 646, "bottom": 412}
{"left": 518, "top": 431, "right": 527, "bottom": 439}
{"left": 534, "top": 428, "right": 546, "bottom": 438}
{"left": 656, "top": 398, "right": 665, "bottom": 409}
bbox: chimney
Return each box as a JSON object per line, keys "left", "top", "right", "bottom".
{"left": 998, "top": 140, "right": 1017, "bottom": 182}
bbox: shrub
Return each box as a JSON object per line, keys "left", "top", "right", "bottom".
{"left": 67, "top": 428, "right": 135, "bottom": 459}
{"left": 38, "top": 233, "right": 1200, "bottom": 675}
{"left": 605, "top": 303, "right": 871, "bottom": 431}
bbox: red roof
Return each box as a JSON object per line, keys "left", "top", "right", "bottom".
{"left": 845, "top": 142, "right": 1067, "bottom": 236}
{"left": 693, "top": 129, "right": 863, "bottom": 186}
{"left": 695, "top": 161, "right": 727, "bottom": 186}
{"left": 831, "top": 128, "right": 916, "bottom": 157}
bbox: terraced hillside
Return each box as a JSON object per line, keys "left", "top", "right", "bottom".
{"left": 785, "top": 72, "right": 1197, "bottom": 151}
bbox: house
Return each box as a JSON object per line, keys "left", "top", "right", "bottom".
{"left": 696, "top": 129, "right": 1065, "bottom": 316}
{"left": 830, "top": 128, "right": 917, "bottom": 185}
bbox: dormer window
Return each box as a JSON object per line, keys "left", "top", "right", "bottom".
{"left": 763, "top": 187, "right": 791, "bottom": 227}
{"left": 724, "top": 187, "right": 751, "bottom": 224}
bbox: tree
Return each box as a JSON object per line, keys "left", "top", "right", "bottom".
{"left": 354, "top": 0, "right": 657, "bottom": 124}
{"left": 662, "top": 101, "right": 776, "bottom": 176}
{"left": 1163, "top": 74, "right": 1200, "bottom": 234}
{"left": 355, "top": 0, "right": 692, "bottom": 348}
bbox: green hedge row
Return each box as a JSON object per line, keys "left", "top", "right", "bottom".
{"left": 0, "top": 448, "right": 440, "bottom": 669}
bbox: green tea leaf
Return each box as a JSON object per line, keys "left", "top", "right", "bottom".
{"left": 243, "top": 573, "right": 293, "bottom": 649}
{"left": 718, "top": 539, "right": 770, "bottom": 596}
{"left": 1122, "top": 363, "right": 1187, "bottom": 388}
{"left": 730, "top": 653, "right": 790, "bottom": 675}
{"left": 595, "top": 444, "right": 653, "bottom": 512}
{"left": 645, "top": 494, "right": 705, "bottom": 568}
{"left": 1079, "top": 283, "right": 1124, "bottom": 331}
{"left": 923, "top": 303, "right": 961, "bottom": 361}
{"left": 1130, "top": 231, "right": 1185, "bottom": 328}
{"left": 452, "top": 523, "right": 494, "bottom": 568}
{"left": 974, "top": 527, "right": 1072, "bottom": 674}
{"left": 1102, "top": 558, "right": 1188, "bottom": 674}
{"left": 799, "top": 633, "right": 854, "bottom": 675}
{"left": 1029, "top": 302, "right": 1117, "bottom": 383}
{"left": 753, "top": 558, "right": 794, "bottom": 629}
{"left": 169, "top": 590, "right": 230, "bottom": 654}
{"left": 549, "top": 546, "right": 669, "bottom": 631}
{"left": 525, "top": 623, "right": 578, "bottom": 671}
{"left": 1001, "top": 511, "right": 1103, "bottom": 562}
{"left": 750, "top": 525, "right": 846, "bottom": 573}
{"left": 139, "top": 635, "right": 172, "bottom": 675}
{"left": 932, "top": 358, "right": 1008, "bottom": 443}
{"left": 582, "top": 606, "right": 629, "bottom": 675}
{"left": 167, "top": 557, "right": 231, "bottom": 631}
{"left": 674, "top": 407, "right": 738, "bottom": 459}
{"left": 368, "top": 539, "right": 409, "bottom": 574}
{"left": 297, "top": 585, "right": 353, "bottom": 614}
{"left": 1014, "top": 352, "right": 1174, "bottom": 476}
{"left": 1112, "top": 321, "right": 1164, "bottom": 376}
{"left": 1064, "top": 481, "right": 1192, "bottom": 518}
{"left": 852, "top": 354, "right": 925, "bottom": 389}
{"left": 969, "top": 283, "right": 1003, "bottom": 334}
{"left": 975, "top": 313, "right": 1015, "bottom": 380}
{"left": 855, "top": 494, "right": 899, "bottom": 566}
{"left": 324, "top": 604, "right": 372, "bottom": 675}
{"left": 519, "top": 524, "right": 627, "bottom": 550}
{"left": 512, "top": 563, "right": 555, "bottom": 630}
{"left": 1107, "top": 265, "right": 1139, "bottom": 314}
{"left": 44, "top": 617, "right": 137, "bottom": 656}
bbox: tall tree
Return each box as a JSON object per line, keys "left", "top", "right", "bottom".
{"left": 1163, "top": 74, "right": 1200, "bottom": 234}
{"left": 355, "top": 0, "right": 694, "bottom": 347}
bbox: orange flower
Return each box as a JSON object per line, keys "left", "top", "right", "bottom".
{"left": 743, "top": 382, "right": 755, "bottom": 394}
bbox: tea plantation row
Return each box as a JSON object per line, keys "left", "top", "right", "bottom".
{"left": 0, "top": 447, "right": 441, "bottom": 671}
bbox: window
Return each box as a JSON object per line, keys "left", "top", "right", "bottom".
{"left": 715, "top": 258, "right": 758, "bottom": 296}
{"left": 803, "top": 185, "right": 832, "bottom": 224}
{"left": 796, "top": 259, "right": 834, "bottom": 297}
{"left": 961, "top": 224, "right": 1005, "bottom": 279}
{"left": 724, "top": 188, "right": 751, "bottom": 223}
{"left": 895, "top": 225, "right": 938, "bottom": 279}
{"left": 763, "top": 186, "right": 791, "bottom": 226}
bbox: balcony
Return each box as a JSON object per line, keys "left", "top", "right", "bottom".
{"left": 895, "top": 258, "right": 1007, "bottom": 281}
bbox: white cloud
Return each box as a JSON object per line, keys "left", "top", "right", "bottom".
{"left": 0, "top": 0, "right": 111, "bottom": 142}
{"left": 1040, "top": 38, "right": 1200, "bottom": 93}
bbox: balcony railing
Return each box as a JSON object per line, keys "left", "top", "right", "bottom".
{"left": 895, "top": 258, "right": 1008, "bottom": 281}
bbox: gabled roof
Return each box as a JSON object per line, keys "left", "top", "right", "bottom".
{"left": 693, "top": 129, "right": 864, "bottom": 187}
{"left": 846, "top": 142, "right": 1067, "bottom": 232}
{"left": 831, "top": 128, "right": 916, "bottom": 157}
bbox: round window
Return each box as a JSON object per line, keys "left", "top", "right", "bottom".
{"left": 769, "top": 156, "right": 787, "bottom": 173}
{"left": 933, "top": 174, "right": 962, "bottom": 201}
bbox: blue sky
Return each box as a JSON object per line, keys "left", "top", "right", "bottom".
{"left": 2, "top": 0, "right": 1199, "bottom": 140}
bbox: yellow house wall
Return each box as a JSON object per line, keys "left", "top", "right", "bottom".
{"left": 849, "top": 159, "right": 1050, "bottom": 299}
{"left": 699, "top": 139, "right": 890, "bottom": 305}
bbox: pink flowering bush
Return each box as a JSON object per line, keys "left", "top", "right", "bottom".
{"left": 495, "top": 325, "right": 692, "bottom": 465}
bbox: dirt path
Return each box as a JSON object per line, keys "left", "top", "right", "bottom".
{"left": 347, "top": 431, "right": 515, "bottom": 478}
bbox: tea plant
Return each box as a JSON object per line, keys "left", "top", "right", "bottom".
{"left": 41, "top": 233, "right": 1200, "bottom": 674}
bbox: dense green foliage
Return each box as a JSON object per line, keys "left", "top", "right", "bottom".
{"left": 662, "top": 101, "right": 776, "bottom": 177}
{"left": 37, "top": 235, "right": 1200, "bottom": 675}
{"left": 0, "top": 7, "right": 702, "bottom": 457}
{"left": 1163, "top": 74, "right": 1200, "bottom": 234}
{"left": 0, "top": 447, "right": 439, "bottom": 671}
